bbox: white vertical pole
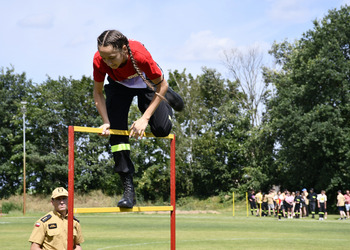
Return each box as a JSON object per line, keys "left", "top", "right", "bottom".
{"left": 21, "top": 101, "right": 27, "bottom": 215}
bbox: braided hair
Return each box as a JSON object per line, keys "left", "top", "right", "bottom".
{"left": 97, "top": 30, "right": 164, "bottom": 92}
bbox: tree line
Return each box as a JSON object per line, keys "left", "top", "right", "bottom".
{"left": 0, "top": 67, "right": 250, "bottom": 201}
{"left": 1, "top": 6, "right": 350, "bottom": 208}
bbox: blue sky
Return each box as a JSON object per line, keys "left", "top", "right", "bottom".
{"left": 1, "top": 0, "right": 349, "bottom": 84}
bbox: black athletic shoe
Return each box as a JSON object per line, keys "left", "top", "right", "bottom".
{"left": 117, "top": 173, "right": 136, "bottom": 208}
{"left": 165, "top": 87, "right": 184, "bottom": 112}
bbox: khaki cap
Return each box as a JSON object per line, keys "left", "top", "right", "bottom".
{"left": 51, "top": 187, "right": 68, "bottom": 199}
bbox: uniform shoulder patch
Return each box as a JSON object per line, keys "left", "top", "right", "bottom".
{"left": 41, "top": 214, "right": 52, "bottom": 222}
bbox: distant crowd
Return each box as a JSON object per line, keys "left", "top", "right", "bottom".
{"left": 248, "top": 188, "right": 350, "bottom": 221}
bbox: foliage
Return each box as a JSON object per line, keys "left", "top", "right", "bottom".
{"left": 26, "top": 75, "right": 114, "bottom": 195}
{"left": 169, "top": 68, "right": 250, "bottom": 197}
{"left": 264, "top": 5, "right": 350, "bottom": 194}
{"left": 0, "top": 68, "right": 118, "bottom": 198}
{"left": 222, "top": 46, "right": 275, "bottom": 195}
{"left": 6, "top": 6, "right": 350, "bottom": 202}
{"left": 0, "top": 66, "right": 253, "bottom": 201}
{"left": 0, "top": 66, "right": 33, "bottom": 198}
{"left": 0, "top": 201, "right": 22, "bottom": 214}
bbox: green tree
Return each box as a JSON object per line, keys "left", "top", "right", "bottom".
{"left": 265, "top": 5, "right": 350, "bottom": 195}
{"left": 0, "top": 67, "right": 33, "bottom": 198}
{"left": 168, "top": 68, "right": 250, "bottom": 197}
{"left": 166, "top": 69, "right": 203, "bottom": 197}
{"left": 129, "top": 104, "right": 173, "bottom": 201}
{"left": 223, "top": 45, "right": 274, "bottom": 195}
{"left": 26, "top": 76, "right": 114, "bottom": 195}
{"left": 1, "top": 66, "right": 253, "bottom": 201}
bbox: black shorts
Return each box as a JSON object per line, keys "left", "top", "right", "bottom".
{"left": 250, "top": 201, "right": 257, "bottom": 209}
{"left": 284, "top": 203, "right": 292, "bottom": 209}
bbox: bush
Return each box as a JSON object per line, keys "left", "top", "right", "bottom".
{"left": 1, "top": 201, "right": 22, "bottom": 214}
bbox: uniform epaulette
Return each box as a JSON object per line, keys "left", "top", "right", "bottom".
{"left": 73, "top": 216, "right": 80, "bottom": 223}
{"left": 41, "top": 214, "right": 52, "bottom": 222}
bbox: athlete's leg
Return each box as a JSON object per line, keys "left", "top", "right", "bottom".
{"left": 105, "top": 81, "right": 136, "bottom": 208}
{"left": 137, "top": 88, "right": 173, "bottom": 137}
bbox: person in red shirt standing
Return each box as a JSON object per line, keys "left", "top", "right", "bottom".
{"left": 93, "top": 30, "right": 184, "bottom": 208}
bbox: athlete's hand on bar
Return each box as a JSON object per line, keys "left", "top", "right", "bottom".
{"left": 129, "top": 117, "right": 149, "bottom": 139}
{"left": 99, "top": 123, "right": 110, "bottom": 137}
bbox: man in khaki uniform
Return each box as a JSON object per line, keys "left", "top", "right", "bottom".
{"left": 337, "top": 190, "right": 346, "bottom": 220}
{"left": 255, "top": 190, "right": 263, "bottom": 216}
{"left": 266, "top": 190, "right": 275, "bottom": 216}
{"left": 29, "top": 187, "right": 84, "bottom": 249}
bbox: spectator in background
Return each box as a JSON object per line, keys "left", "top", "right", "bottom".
{"left": 300, "top": 192, "right": 306, "bottom": 217}
{"left": 324, "top": 190, "right": 328, "bottom": 220}
{"left": 277, "top": 191, "right": 283, "bottom": 220}
{"left": 255, "top": 190, "right": 263, "bottom": 216}
{"left": 302, "top": 188, "right": 309, "bottom": 217}
{"left": 344, "top": 190, "right": 350, "bottom": 219}
{"left": 267, "top": 190, "right": 275, "bottom": 216}
{"left": 262, "top": 193, "right": 268, "bottom": 217}
{"left": 308, "top": 188, "right": 317, "bottom": 218}
{"left": 273, "top": 191, "right": 279, "bottom": 217}
{"left": 291, "top": 191, "right": 296, "bottom": 217}
{"left": 337, "top": 190, "right": 346, "bottom": 220}
{"left": 279, "top": 190, "right": 286, "bottom": 218}
{"left": 317, "top": 190, "right": 327, "bottom": 221}
{"left": 248, "top": 190, "right": 257, "bottom": 216}
{"left": 285, "top": 191, "right": 294, "bottom": 219}
{"left": 294, "top": 191, "right": 302, "bottom": 219}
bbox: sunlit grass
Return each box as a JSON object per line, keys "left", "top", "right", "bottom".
{"left": 1, "top": 209, "right": 349, "bottom": 249}
{"left": 1, "top": 193, "right": 349, "bottom": 249}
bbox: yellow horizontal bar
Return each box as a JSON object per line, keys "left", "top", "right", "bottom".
{"left": 74, "top": 206, "right": 174, "bottom": 214}
{"left": 73, "top": 126, "right": 174, "bottom": 139}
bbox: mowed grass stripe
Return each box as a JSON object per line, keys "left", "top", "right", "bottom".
{"left": 0, "top": 212, "right": 349, "bottom": 249}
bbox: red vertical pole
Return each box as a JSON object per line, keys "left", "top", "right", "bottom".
{"left": 68, "top": 126, "right": 74, "bottom": 250}
{"left": 170, "top": 135, "right": 176, "bottom": 250}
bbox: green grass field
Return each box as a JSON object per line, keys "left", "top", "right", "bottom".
{"left": 1, "top": 210, "right": 349, "bottom": 250}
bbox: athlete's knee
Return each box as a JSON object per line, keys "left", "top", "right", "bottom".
{"left": 151, "top": 126, "right": 171, "bottom": 137}
{"left": 150, "top": 119, "right": 172, "bottom": 137}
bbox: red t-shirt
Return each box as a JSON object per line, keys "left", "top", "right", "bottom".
{"left": 93, "top": 40, "right": 162, "bottom": 88}
{"left": 345, "top": 194, "right": 350, "bottom": 204}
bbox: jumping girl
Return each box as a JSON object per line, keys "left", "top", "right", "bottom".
{"left": 93, "top": 30, "right": 184, "bottom": 208}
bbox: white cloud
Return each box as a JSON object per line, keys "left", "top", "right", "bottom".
{"left": 266, "top": 0, "right": 314, "bottom": 23}
{"left": 176, "top": 30, "right": 236, "bottom": 62}
{"left": 17, "top": 13, "right": 54, "bottom": 29}
{"left": 1, "top": 0, "right": 347, "bottom": 83}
